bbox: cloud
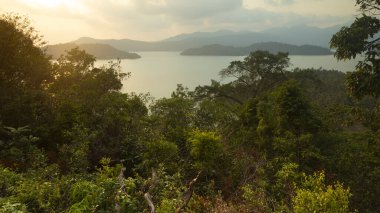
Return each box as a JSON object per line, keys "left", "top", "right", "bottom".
{"left": 264, "top": 0, "right": 295, "bottom": 6}
{"left": 65, "top": 0, "right": 245, "bottom": 40}
{"left": 243, "top": 0, "right": 356, "bottom": 16}
{"left": 82, "top": 0, "right": 243, "bottom": 24}
{"left": 0, "top": 0, "right": 357, "bottom": 43}
{"left": 131, "top": 0, "right": 242, "bottom": 19}
{"left": 80, "top": 0, "right": 352, "bottom": 34}
{"left": 192, "top": 7, "right": 350, "bottom": 35}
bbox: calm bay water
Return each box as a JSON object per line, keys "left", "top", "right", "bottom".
{"left": 97, "top": 52, "right": 359, "bottom": 98}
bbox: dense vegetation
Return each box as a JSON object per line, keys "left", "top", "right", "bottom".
{"left": 1, "top": 1, "right": 380, "bottom": 212}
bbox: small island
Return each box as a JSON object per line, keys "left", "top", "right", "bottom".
{"left": 181, "top": 42, "right": 333, "bottom": 56}
{"left": 46, "top": 43, "right": 141, "bottom": 59}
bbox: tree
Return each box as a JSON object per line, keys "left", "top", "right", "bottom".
{"left": 195, "top": 51, "right": 289, "bottom": 105}
{"left": 150, "top": 85, "right": 195, "bottom": 151}
{"left": 87, "top": 92, "right": 148, "bottom": 169}
{"left": 220, "top": 51, "right": 289, "bottom": 97}
{"left": 47, "top": 48, "right": 135, "bottom": 153}
{"left": 329, "top": 132, "right": 380, "bottom": 212}
{"left": 255, "top": 81, "right": 322, "bottom": 168}
{"left": 0, "top": 14, "right": 51, "bottom": 89}
{"left": 0, "top": 125, "right": 46, "bottom": 171}
{"left": 330, "top": 0, "right": 380, "bottom": 98}
{"left": 187, "top": 131, "right": 224, "bottom": 172}
{"left": 273, "top": 80, "right": 321, "bottom": 135}
{"left": 51, "top": 48, "right": 127, "bottom": 105}
{"left": 292, "top": 172, "right": 351, "bottom": 213}
{"left": 0, "top": 14, "right": 53, "bottom": 127}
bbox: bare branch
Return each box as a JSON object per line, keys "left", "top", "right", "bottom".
{"left": 175, "top": 171, "right": 202, "bottom": 213}
{"left": 144, "top": 192, "right": 155, "bottom": 213}
{"left": 144, "top": 168, "right": 158, "bottom": 213}
{"left": 115, "top": 166, "right": 127, "bottom": 213}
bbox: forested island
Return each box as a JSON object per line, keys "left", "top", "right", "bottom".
{"left": 180, "top": 42, "right": 332, "bottom": 56}
{"left": 1, "top": 1, "right": 380, "bottom": 212}
{"left": 46, "top": 43, "right": 141, "bottom": 59}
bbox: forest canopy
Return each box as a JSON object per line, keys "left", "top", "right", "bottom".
{"left": 1, "top": 1, "right": 380, "bottom": 211}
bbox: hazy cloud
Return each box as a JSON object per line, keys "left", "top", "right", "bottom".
{"left": 131, "top": 0, "right": 242, "bottom": 18}
{"left": 0, "top": 0, "right": 357, "bottom": 43}
{"left": 243, "top": 0, "right": 357, "bottom": 16}
{"left": 264, "top": 0, "right": 295, "bottom": 6}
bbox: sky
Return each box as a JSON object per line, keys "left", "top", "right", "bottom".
{"left": 0, "top": 0, "right": 358, "bottom": 44}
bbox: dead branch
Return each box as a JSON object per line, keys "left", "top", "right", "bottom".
{"left": 144, "top": 192, "right": 155, "bottom": 213}
{"left": 115, "top": 166, "right": 127, "bottom": 213}
{"left": 175, "top": 170, "right": 202, "bottom": 213}
{"left": 144, "top": 168, "right": 158, "bottom": 213}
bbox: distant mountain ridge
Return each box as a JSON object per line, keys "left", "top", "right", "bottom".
{"left": 73, "top": 25, "right": 344, "bottom": 52}
{"left": 180, "top": 42, "right": 333, "bottom": 56}
{"left": 161, "top": 25, "right": 340, "bottom": 47}
{"left": 46, "top": 43, "right": 141, "bottom": 59}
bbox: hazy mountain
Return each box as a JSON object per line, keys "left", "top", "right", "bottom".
{"left": 164, "top": 25, "right": 343, "bottom": 47}
{"left": 262, "top": 25, "right": 343, "bottom": 47}
{"left": 75, "top": 37, "right": 214, "bottom": 51}
{"left": 180, "top": 42, "right": 333, "bottom": 56}
{"left": 46, "top": 43, "right": 141, "bottom": 59}
{"left": 163, "top": 30, "right": 243, "bottom": 42}
{"left": 73, "top": 25, "right": 344, "bottom": 52}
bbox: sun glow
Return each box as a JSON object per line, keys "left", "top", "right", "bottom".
{"left": 20, "top": 0, "right": 64, "bottom": 8}
{"left": 19, "top": 0, "right": 89, "bottom": 14}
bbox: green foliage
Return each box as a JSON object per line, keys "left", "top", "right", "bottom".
{"left": 272, "top": 80, "right": 321, "bottom": 135}
{"left": 331, "top": 15, "right": 380, "bottom": 61}
{"left": 219, "top": 50, "right": 289, "bottom": 98}
{"left": 47, "top": 45, "right": 147, "bottom": 167}
{"left": 0, "top": 126, "right": 46, "bottom": 171}
{"left": 0, "top": 167, "right": 21, "bottom": 197}
{"left": 241, "top": 184, "right": 270, "bottom": 212}
{"left": 274, "top": 163, "right": 301, "bottom": 197}
{"left": 292, "top": 172, "right": 351, "bottom": 213}
{"left": 1, "top": 10, "right": 379, "bottom": 212}
{"left": 87, "top": 92, "right": 148, "bottom": 167}
{"left": 0, "top": 14, "right": 53, "bottom": 127}
{"left": 58, "top": 125, "right": 92, "bottom": 173}
{"left": 93, "top": 158, "right": 122, "bottom": 207}
{"left": 14, "top": 165, "right": 66, "bottom": 212}
{"left": 330, "top": 132, "right": 380, "bottom": 212}
{"left": 195, "top": 51, "right": 289, "bottom": 108}
{"left": 69, "top": 180, "right": 104, "bottom": 212}
{"left": 188, "top": 131, "right": 224, "bottom": 172}
{"left": 150, "top": 168, "right": 186, "bottom": 213}
{"left": 141, "top": 140, "right": 179, "bottom": 173}
{"left": 52, "top": 50, "right": 127, "bottom": 100}
{"left": 0, "top": 200, "right": 28, "bottom": 213}
{"left": 252, "top": 81, "right": 323, "bottom": 170}
{"left": 17, "top": 180, "right": 62, "bottom": 212}
{"left": 193, "top": 99, "right": 231, "bottom": 131}
{"left": 331, "top": 1, "right": 380, "bottom": 98}
{"left": 151, "top": 84, "right": 194, "bottom": 147}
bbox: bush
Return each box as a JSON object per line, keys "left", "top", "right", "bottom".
{"left": 292, "top": 172, "right": 351, "bottom": 213}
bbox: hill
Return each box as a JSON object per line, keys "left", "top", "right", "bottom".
{"left": 180, "top": 42, "right": 333, "bottom": 56}
{"left": 46, "top": 43, "right": 141, "bottom": 59}
{"left": 73, "top": 25, "right": 344, "bottom": 52}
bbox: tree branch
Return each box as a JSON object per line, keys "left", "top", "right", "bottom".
{"left": 175, "top": 170, "right": 202, "bottom": 213}
{"left": 115, "top": 165, "right": 126, "bottom": 213}
{"left": 144, "top": 168, "right": 158, "bottom": 213}
{"left": 144, "top": 193, "right": 155, "bottom": 213}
